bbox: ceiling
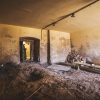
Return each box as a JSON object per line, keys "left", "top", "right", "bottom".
{"left": 0, "top": 0, "right": 100, "bottom": 33}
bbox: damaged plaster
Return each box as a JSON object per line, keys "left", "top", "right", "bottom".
{"left": 71, "top": 29, "right": 100, "bottom": 65}
{"left": 0, "top": 24, "right": 70, "bottom": 64}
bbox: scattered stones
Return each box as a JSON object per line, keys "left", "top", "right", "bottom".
{"left": 0, "top": 62, "right": 100, "bottom": 100}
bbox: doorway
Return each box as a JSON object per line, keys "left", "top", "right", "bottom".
{"left": 20, "top": 37, "right": 40, "bottom": 62}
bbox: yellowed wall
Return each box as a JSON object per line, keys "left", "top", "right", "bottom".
{"left": 50, "top": 30, "right": 71, "bottom": 63}
{"left": 0, "top": 24, "right": 47, "bottom": 64}
{"left": 71, "top": 29, "right": 100, "bottom": 65}
{"left": 0, "top": 24, "right": 70, "bottom": 64}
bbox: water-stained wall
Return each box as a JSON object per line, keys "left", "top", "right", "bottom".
{"left": 0, "top": 24, "right": 70, "bottom": 64}
{"left": 0, "top": 24, "right": 47, "bottom": 64}
{"left": 71, "top": 29, "right": 100, "bottom": 65}
{"left": 50, "top": 30, "right": 71, "bottom": 63}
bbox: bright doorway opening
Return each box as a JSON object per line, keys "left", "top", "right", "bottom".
{"left": 20, "top": 37, "right": 40, "bottom": 62}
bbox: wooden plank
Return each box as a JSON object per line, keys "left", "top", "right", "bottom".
{"left": 56, "top": 62, "right": 100, "bottom": 74}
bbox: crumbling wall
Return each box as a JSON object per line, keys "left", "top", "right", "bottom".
{"left": 50, "top": 30, "right": 71, "bottom": 63}
{"left": 0, "top": 24, "right": 71, "bottom": 64}
{"left": 0, "top": 24, "right": 47, "bottom": 64}
{"left": 71, "top": 29, "right": 100, "bottom": 65}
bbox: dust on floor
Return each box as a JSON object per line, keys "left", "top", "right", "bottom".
{"left": 0, "top": 62, "right": 100, "bottom": 100}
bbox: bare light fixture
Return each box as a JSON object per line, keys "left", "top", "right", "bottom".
{"left": 71, "top": 13, "right": 75, "bottom": 17}
{"left": 52, "top": 23, "right": 56, "bottom": 26}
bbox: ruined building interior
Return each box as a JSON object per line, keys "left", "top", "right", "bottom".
{"left": 0, "top": 0, "right": 100, "bottom": 100}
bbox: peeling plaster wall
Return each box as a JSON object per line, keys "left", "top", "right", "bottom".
{"left": 71, "top": 29, "right": 100, "bottom": 65}
{"left": 0, "top": 24, "right": 47, "bottom": 64}
{"left": 50, "top": 30, "right": 71, "bottom": 63}
{"left": 0, "top": 24, "right": 71, "bottom": 64}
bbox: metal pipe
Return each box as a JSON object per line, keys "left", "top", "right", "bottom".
{"left": 42, "top": 0, "right": 100, "bottom": 29}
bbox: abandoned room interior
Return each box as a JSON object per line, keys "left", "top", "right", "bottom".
{"left": 0, "top": 0, "right": 100, "bottom": 100}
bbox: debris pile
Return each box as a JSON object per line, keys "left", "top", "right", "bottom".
{"left": 65, "top": 49, "right": 100, "bottom": 74}
{"left": 65, "top": 49, "right": 84, "bottom": 63}
{"left": 65, "top": 49, "right": 93, "bottom": 64}
{"left": 0, "top": 62, "right": 100, "bottom": 100}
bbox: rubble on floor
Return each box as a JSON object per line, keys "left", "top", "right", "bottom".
{"left": 47, "top": 64, "right": 71, "bottom": 74}
{"left": 0, "top": 62, "right": 100, "bottom": 100}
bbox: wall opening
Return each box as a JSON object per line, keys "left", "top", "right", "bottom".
{"left": 20, "top": 37, "right": 40, "bottom": 63}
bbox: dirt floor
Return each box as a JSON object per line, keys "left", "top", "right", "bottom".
{"left": 0, "top": 62, "right": 100, "bottom": 100}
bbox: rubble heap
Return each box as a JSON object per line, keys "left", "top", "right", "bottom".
{"left": 0, "top": 62, "right": 100, "bottom": 100}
